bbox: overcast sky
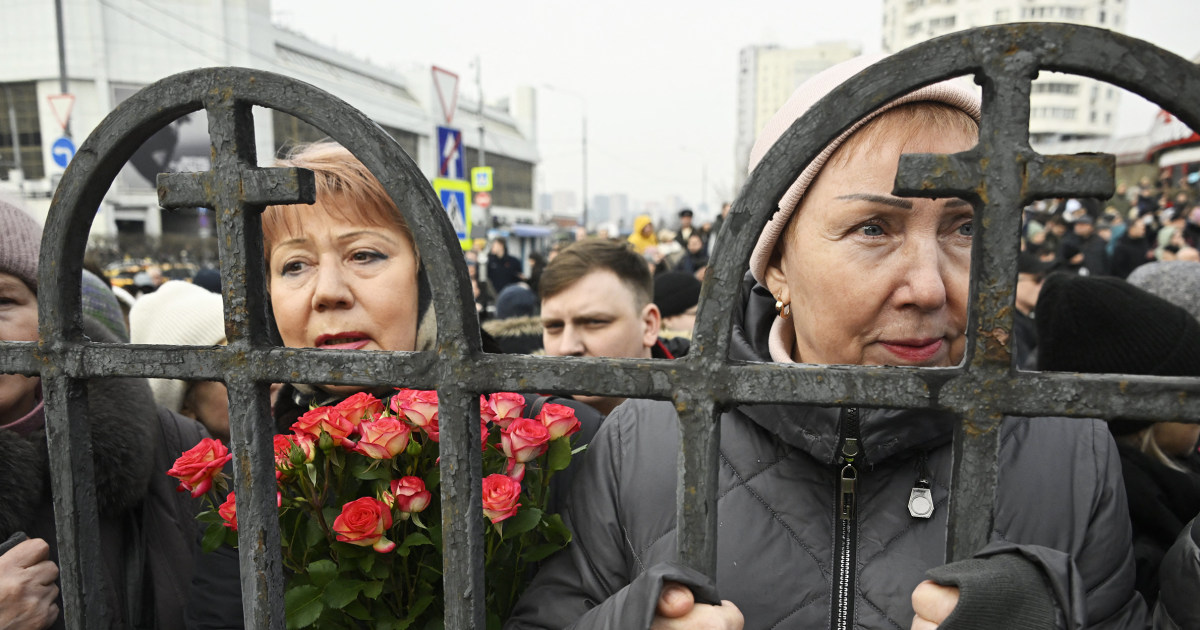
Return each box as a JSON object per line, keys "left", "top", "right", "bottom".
{"left": 274, "top": 0, "right": 1200, "bottom": 221}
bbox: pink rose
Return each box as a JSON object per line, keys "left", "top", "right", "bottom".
{"left": 481, "top": 417, "right": 490, "bottom": 452}
{"left": 291, "top": 406, "right": 354, "bottom": 446}
{"left": 354, "top": 417, "right": 412, "bottom": 459}
{"left": 332, "top": 497, "right": 395, "bottom": 553}
{"left": 386, "top": 476, "right": 432, "bottom": 515}
{"left": 167, "top": 438, "right": 232, "bottom": 497}
{"left": 481, "top": 474, "right": 522, "bottom": 523}
{"left": 501, "top": 417, "right": 550, "bottom": 464}
{"left": 218, "top": 492, "right": 238, "bottom": 530}
{"left": 423, "top": 416, "right": 440, "bottom": 443}
{"left": 484, "top": 392, "right": 526, "bottom": 429}
{"left": 334, "top": 392, "right": 384, "bottom": 425}
{"left": 391, "top": 389, "right": 439, "bottom": 429}
{"left": 538, "top": 403, "right": 581, "bottom": 440}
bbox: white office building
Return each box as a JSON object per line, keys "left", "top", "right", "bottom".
{"left": 0, "top": 0, "right": 539, "bottom": 244}
{"left": 734, "top": 41, "right": 861, "bottom": 193}
{"left": 882, "top": 0, "right": 1126, "bottom": 143}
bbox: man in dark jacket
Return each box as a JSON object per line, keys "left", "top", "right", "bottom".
{"left": 1111, "top": 213, "right": 1155, "bottom": 279}
{"left": 486, "top": 238, "right": 525, "bottom": 296}
{"left": 1059, "top": 214, "right": 1111, "bottom": 276}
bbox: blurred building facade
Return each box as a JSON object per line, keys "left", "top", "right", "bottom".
{"left": 882, "top": 0, "right": 1125, "bottom": 143}
{"left": 0, "top": 0, "right": 539, "bottom": 245}
{"left": 734, "top": 41, "right": 861, "bottom": 193}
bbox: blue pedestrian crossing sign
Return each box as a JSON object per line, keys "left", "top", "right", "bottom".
{"left": 51, "top": 136, "right": 76, "bottom": 168}
{"left": 432, "top": 178, "right": 473, "bottom": 249}
{"left": 437, "top": 126, "right": 464, "bottom": 179}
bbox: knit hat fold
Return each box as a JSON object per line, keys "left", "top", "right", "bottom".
{"left": 1036, "top": 273, "right": 1200, "bottom": 435}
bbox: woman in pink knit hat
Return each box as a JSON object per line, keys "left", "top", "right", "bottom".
{"left": 507, "top": 56, "right": 1145, "bottom": 630}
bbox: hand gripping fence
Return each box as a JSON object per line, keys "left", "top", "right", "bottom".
{"left": 4, "top": 23, "right": 1200, "bottom": 630}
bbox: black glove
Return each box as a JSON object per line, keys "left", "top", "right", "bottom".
{"left": 926, "top": 552, "right": 1058, "bottom": 630}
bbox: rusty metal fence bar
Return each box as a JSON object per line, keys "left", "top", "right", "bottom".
{"left": 0, "top": 22, "right": 1197, "bottom": 630}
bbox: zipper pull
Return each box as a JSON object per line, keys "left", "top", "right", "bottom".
{"left": 839, "top": 463, "right": 857, "bottom": 520}
{"left": 908, "top": 451, "right": 934, "bottom": 519}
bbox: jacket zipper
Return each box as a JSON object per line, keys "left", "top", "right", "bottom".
{"left": 832, "top": 407, "right": 860, "bottom": 630}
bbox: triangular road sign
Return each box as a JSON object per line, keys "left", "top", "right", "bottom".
{"left": 431, "top": 66, "right": 459, "bottom": 125}
{"left": 47, "top": 93, "right": 75, "bottom": 131}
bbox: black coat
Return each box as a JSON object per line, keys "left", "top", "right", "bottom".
{"left": 1111, "top": 234, "right": 1153, "bottom": 279}
{"left": 0, "top": 320, "right": 207, "bottom": 630}
{"left": 1116, "top": 443, "right": 1200, "bottom": 609}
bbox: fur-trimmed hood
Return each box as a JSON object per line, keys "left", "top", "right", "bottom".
{"left": 0, "top": 320, "right": 158, "bottom": 539}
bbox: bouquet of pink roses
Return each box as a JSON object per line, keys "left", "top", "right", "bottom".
{"left": 167, "top": 390, "right": 581, "bottom": 630}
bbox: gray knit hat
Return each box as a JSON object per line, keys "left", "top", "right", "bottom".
{"left": 0, "top": 198, "right": 43, "bottom": 292}
{"left": 1126, "top": 261, "right": 1200, "bottom": 323}
{"left": 746, "top": 54, "right": 982, "bottom": 285}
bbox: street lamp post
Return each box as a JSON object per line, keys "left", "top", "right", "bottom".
{"left": 542, "top": 85, "right": 588, "bottom": 230}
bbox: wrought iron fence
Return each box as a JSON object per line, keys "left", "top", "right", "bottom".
{"left": 2, "top": 22, "right": 1199, "bottom": 630}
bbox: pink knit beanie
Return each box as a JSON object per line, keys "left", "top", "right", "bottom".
{"left": 0, "top": 198, "right": 43, "bottom": 292}
{"left": 747, "top": 55, "right": 982, "bottom": 285}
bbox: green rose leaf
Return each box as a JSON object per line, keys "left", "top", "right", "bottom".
{"left": 284, "top": 584, "right": 324, "bottom": 630}
{"left": 201, "top": 522, "right": 228, "bottom": 554}
{"left": 399, "top": 532, "right": 433, "bottom": 554}
{"left": 521, "top": 542, "right": 566, "bottom": 563}
{"left": 362, "top": 580, "right": 384, "bottom": 599}
{"left": 540, "top": 513, "right": 572, "bottom": 545}
{"left": 343, "top": 600, "right": 372, "bottom": 621}
{"left": 306, "top": 559, "right": 338, "bottom": 587}
{"left": 304, "top": 516, "right": 324, "bottom": 548}
{"left": 501, "top": 507, "right": 542, "bottom": 540}
{"left": 321, "top": 578, "right": 364, "bottom": 609}
{"left": 547, "top": 437, "right": 572, "bottom": 472}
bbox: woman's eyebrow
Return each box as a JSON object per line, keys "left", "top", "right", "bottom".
{"left": 835, "top": 194, "right": 973, "bottom": 210}
{"left": 835, "top": 193, "right": 913, "bottom": 209}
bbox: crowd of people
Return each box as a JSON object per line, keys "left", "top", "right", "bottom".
{"left": 1, "top": 50, "right": 1199, "bottom": 630}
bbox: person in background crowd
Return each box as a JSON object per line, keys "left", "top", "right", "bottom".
{"left": 1137, "top": 175, "right": 1161, "bottom": 217}
{"left": 526, "top": 251, "right": 546, "bottom": 295}
{"left": 1112, "top": 212, "right": 1155, "bottom": 279}
{"left": 1038, "top": 214, "right": 1069, "bottom": 259}
{"left": 1178, "top": 246, "right": 1200, "bottom": 262}
{"left": 653, "top": 271, "right": 701, "bottom": 337}
{"left": 673, "top": 232, "right": 709, "bottom": 280}
{"left": 192, "top": 267, "right": 222, "bottom": 294}
{"left": 486, "top": 237, "right": 524, "bottom": 296}
{"left": 510, "top": 54, "right": 1144, "bottom": 630}
{"left": 1059, "top": 214, "right": 1110, "bottom": 276}
{"left": 1108, "top": 181, "right": 1133, "bottom": 218}
{"left": 709, "top": 201, "right": 732, "bottom": 255}
{"left": 673, "top": 208, "right": 696, "bottom": 250}
{"left": 1037, "top": 273, "right": 1200, "bottom": 614}
{"left": 539, "top": 240, "right": 685, "bottom": 417}
{"left": 626, "top": 214, "right": 658, "bottom": 255}
{"left": 1013, "top": 252, "right": 1052, "bottom": 370}
{"left": 130, "top": 280, "right": 231, "bottom": 443}
{"left": 482, "top": 283, "right": 544, "bottom": 356}
{"left": 0, "top": 199, "right": 207, "bottom": 630}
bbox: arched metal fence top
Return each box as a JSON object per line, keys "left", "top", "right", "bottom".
{"left": 696, "top": 22, "right": 1200, "bottom": 370}
{"left": 41, "top": 66, "right": 479, "bottom": 357}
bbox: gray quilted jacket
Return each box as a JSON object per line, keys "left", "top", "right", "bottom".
{"left": 507, "top": 277, "right": 1147, "bottom": 630}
